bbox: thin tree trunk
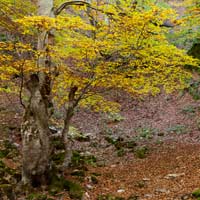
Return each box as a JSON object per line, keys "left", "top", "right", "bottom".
{"left": 62, "top": 86, "right": 78, "bottom": 167}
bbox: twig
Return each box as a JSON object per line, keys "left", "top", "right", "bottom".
{"left": 19, "top": 61, "right": 25, "bottom": 109}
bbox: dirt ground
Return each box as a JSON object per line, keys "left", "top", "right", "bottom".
{"left": 1, "top": 91, "right": 200, "bottom": 200}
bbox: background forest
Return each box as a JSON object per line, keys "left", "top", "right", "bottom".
{"left": 0, "top": 0, "right": 200, "bottom": 199}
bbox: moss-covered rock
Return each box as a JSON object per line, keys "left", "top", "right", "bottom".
{"left": 63, "top": 180, "right": 84, "bottom": 199}
{"left": 71, "top": 151, "right": 96, "bottom": 167}
{"left": 48, "top": 170, "right": 84, "bottom": 199}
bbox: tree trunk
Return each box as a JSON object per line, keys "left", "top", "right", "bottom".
{"left": 62, "top": 86, "right": 78, "bottom": 167}
{"left": 21, "top": 75, "right": 51, "bottom": 186}
{"left": 21, "top": 0, "right": 54, "bottom": 186}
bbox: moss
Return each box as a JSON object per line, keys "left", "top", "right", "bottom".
{"left": 71, "top": 151, "right": 96, "bottom": 167}
{"left": 51, "top": 152, "right": 65, "bottom": 165}
{"left": 117, "top": 148, "right": 126, "bottom": 157}
{"left": 125, "top": 140, "right": 137, "bottom": 149}
{"left": 127, "top": 195, "right": 139, "bottom": 200}
{"left": 48, "top": 171, "right": 84, "bottom": 199}
{"left": 91, "top": 175, "right": 98, "bottom": 184}
{"left": 192, "top": 189, "right": 200, "bottom": 198}
{"left": 0, "top": 149, "right": 9, "bottom": 158}
{"left": 106, "top": 113, "right": 125, "bottom": 123}
{"left": 71, "top": 170, "right": 85, "bottom": 177}
{"left": 166, "top": 124, "right": 188, "bottom": 135}
{"left": 135, "top": 146, "right": 149, "bottom": 159}
{"left": 51, "top": 138, "right": 65, "bottom": 150}
{"left": 188, "top": 43, "right": 200, "bottom": 59}
{"left": 26, "top": 193, "right": 47, "bottom": 200}
{"left": 0, "top": 184, "right": 15, "bottom": 200}
{"left": 63, "top": 180, "right": 84, "bottom": 199}
{"left": 0, "top": 184, "right": 12, "bottom": 189}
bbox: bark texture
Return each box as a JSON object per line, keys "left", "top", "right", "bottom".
{"left": 21, "top": 74, "right": 51, "bottom": 186}
{"left": 21, "top": 0, "right": 54, "bottom": 186}
{"left": 62, "top": 86, "right": 78, "bottom": 167}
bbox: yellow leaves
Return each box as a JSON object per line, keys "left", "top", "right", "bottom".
{"left": 79, "top": 94, "right": 120, "bottom": 113}
{"left": 16, "top": 15, "right": 95, "bottom": 35}
{"left": 1, "top": 0, "right": 198, "bottom": 112}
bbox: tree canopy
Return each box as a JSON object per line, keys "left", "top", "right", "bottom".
{"left": 0, "top": 0, "right": 198, "bottom": 112}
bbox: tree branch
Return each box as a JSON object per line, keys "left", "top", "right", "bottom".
{"left": 54, "top": 1, "right": 90, "bottom": 16}
{"left": 19, "top": 61, "right": 26, "bottom": 109}
{"left": 54, "top": 0, "right": 114, "bottom": 16}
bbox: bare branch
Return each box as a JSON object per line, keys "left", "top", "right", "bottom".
{"left": 54, "top": 0, "right": 114, "bottom": 16}
{"left": 19, "top": 61, "right": 26, "bottom": 109}
{"left": 54, "top": 1, "right": 90, "bottom": 16}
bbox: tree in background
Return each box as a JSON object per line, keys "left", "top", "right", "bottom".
{"left": 0, "top": 0, "right": 198, "bottom": 186}
{"left": 165, "top": 0, "right": 200, "bottom": 50}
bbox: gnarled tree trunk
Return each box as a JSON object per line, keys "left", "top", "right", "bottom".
{"left": 21, "top": 0, "right": 54, "bottom": 186}
{"left": 21, "top": 0, "right": 91, "bottom": 186}
{"left": 21, "top": 74, "right": 51, "bottom": 186}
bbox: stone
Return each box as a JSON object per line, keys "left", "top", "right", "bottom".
{"left": 117, "top": 189, "right": 125, "bottom": 193}
{"left": 86, "top": 184, "right": 93, "bottom": 190}
{"left": 164, "top": 173, "right": 185, "bottom": 179}
{"left": 142, "top": 178, "right": 150, "bottom": 181}
{"left": 144, "top": 194, "right": 153, "bottom": 198}
{"left": 155, "top": 188, "right": 170, "bottom": 194}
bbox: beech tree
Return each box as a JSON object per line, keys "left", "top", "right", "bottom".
{"left": 0, "top": 0, "right": 198, "bottom": 186}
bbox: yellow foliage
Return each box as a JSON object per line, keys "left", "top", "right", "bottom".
{"left": 0, "top": 0, "right": 198, "bottom": 112}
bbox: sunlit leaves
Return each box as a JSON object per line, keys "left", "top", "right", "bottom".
{"left": 0, "top": 0, "right": 198, "bottom": 112}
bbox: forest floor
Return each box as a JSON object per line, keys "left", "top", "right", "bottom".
{"left": 1, "top": 89, "right": 200, "bottom": 200}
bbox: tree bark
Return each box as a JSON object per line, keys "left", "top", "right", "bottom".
{"left": 62, "top": 86, "right": 78, "bottom": 167}
{"left": 21, "top": 75, "right": 51, "bottom": 186}
{"left": 21, "top": 0, "right": 54, "bottom": 186}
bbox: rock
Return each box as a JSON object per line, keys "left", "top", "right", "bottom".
{"left": 155, "top": 188, "right": 170, "bottom": 194}
{"left": 144, "top": 194, "right": 153, "bottom": 198}
{"left": 117, "top": 189, "right": 125, "bottom": 193}
{"left": 71, "top": 169, "right": 85, "bottom": 177}
{"left": 49, "top": 126, "right": 59, "bottom": 134}
{"left": 85, "top": 132, "right": 96, "bottom": 140}
{"left": 69, "top": 126, "right": 90, "bottom": 141}
{"left": 82, "top": 192, "right": 90, "bottom": 200}
{"left": 142, "top": 178, "right": 150, "bottom": 181}
{"left": 13, "top": 143, "right": 20, "bottom": 148}
{"left": 181, "top": 194, "right": 191, "bottom": 200}
{"left": 164, "top": 173, "right": 185, "bottom": 179}
{"left": 86, "top": 184, "right": 93, "bottom": 190}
